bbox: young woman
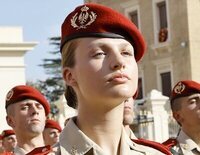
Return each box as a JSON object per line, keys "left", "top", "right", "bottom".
{"left": 56, "top": 3, "right": 168, "bottom": 155}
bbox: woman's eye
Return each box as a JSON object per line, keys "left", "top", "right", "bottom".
{"left": 36, "top": 104, "right": 44, "bottom": 109}
{"left": 122, "top": 51, "right": 133, "bottom": 56}
{"left": 93, "top": 52, "right": 106, "bottom": 58}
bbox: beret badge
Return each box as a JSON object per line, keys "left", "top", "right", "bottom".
{"left": 6, "top": 89, "right": 14, "bottom": 101}
{"left": 71, "top": 5, "right": 97, "bottom": 30}
{"left": 174, "top": 82, "right": 185, "bottom": 94}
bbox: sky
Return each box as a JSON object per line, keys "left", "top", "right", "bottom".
{"left": 0, "top": 0, "right": 84, "bottom": 82}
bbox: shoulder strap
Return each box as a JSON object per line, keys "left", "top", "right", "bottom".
{"left": 26, "top": 145, "right": 53, "bottom": 155}
{"left": 162, "top": 138, "right": 178, "bottom": 149}
{"left": 132, "top": 138, "right": 172, "bottom": 155}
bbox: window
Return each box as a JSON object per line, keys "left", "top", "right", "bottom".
{"left": 153, "top": 0, "right": 170, "bottom": 44}
{"left": 124, "top": 5, "right": 141, "bottom": 30}
{"left": 136, "top": 78, "right": 143, "bottom": 99}
{"left": 160, "top": 72, "right": 171, "bottom": 97}
{"left": 157, "top": 1, "right": 167, "bottom": 29}
{"left": 153, "top": 58, "right": 173, "bottom": 96}
{"left": 128, "top": 10, "right": 139, "bottom": 28}
{"left": 157, "top": 1, "right": 168, "bottom": 43}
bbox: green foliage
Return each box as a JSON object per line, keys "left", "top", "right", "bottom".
{"left": 29, "top": 36, "right": 65, "bottom": 103}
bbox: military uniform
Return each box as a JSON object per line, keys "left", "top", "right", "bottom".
{"left": 162, "top": 80, "right": 200, "bottom": 155}
{"left": 129, "top": 129, "right": 138, "bottom": 140}
{"left": 164, "top": 130, "right": 200, "bottom": 155}
{"left": 53, "top": 118, "right": 166, "bottom": 155}
{"left": 13, "top": 146, "right": 26, "bottom": 155}
{"left": 14, "top": 145, "right": 55, "bottom": 155}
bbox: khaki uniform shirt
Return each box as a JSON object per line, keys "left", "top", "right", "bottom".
{"left": 129, "top": 129, "right": 138, "bottom": 140}
{"left": 14, "top": 146, "right": 27, "bottom": 155}
{"left": 172, "top": 130, "right": 200, "bottom": 155}
{"left": 54, "top": 118, "right": 165, "bottom": 155}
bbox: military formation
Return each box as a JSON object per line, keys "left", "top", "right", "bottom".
{"left": 1, "top": 2, "right": 200, "bottom": 155}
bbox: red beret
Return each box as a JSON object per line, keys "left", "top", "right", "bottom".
{"left": 61, "top": 3, "right": 146, "bottom": 62}
{"left": 5, "top": 85, "right": 50, "bottom": 116}
{"left": 45, "top": 119, "right": 62, "bottom": 132}
{"left": 1, "top": 130, "right": 15, "bottom": 139}
{"left": 170, "top": 80, "right": 200, "bottom": 102}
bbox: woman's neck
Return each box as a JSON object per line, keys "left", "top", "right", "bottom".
{"left": 77, "top": 103, "right": 124, "bottom": 155}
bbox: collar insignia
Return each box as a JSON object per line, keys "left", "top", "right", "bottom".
{"left": 71, "top": 5, "right": 97, "bottom": 30}
{"left": 174, "top": 82, "right": 185, "bottom": 94}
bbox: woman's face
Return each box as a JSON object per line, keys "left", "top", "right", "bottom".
{"left": 64, "top": 37, "right": 138, "bottom": 108}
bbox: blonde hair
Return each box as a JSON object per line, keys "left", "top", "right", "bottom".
{"left": 61, "top": 39, "right": 79, "bottom": 108}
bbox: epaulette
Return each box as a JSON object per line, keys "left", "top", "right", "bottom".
{"left": 162, "top": 138, "right": 178, "bottom": 150}
{"left": 132, "top": 138, "right": 172, "bottom": 155}
{"left": 26, "top": 145, "right": 53, "bottom": 155}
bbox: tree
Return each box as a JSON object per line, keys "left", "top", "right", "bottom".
{"left": 31, "top": 37, "right": 65, "bottom": 103}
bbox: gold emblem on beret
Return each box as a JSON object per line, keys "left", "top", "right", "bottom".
{"left": 71, "top": 5, "right": 97, "bottom": 30}
{"left": 174, "top": 82, "right": 185, "bottom": 94}
{"left": 6, "top": 89, "right": 14, "bottom": 101}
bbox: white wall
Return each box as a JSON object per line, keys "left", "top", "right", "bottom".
{"left": 0, "top": 27, "right": 37, "bottom": 132}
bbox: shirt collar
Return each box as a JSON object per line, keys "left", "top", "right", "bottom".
{"left": 59, "top": 118, "right": 139, "bottom": 155}
{"left": 177, "top": 129, "right": 200, "bottom": 152}
{"left": 59, "top": 118, "right": 104, "bottom": 155}
{"left": 14, "top": 145, "right": 26, "bottom": 155}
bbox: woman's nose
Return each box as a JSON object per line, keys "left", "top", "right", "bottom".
{"left": 110, "top": 54, "right": 125, "bottom": 70}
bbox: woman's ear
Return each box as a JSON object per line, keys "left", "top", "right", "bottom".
{"left": 62, "top": 67, "right": 77, "bottom": 86}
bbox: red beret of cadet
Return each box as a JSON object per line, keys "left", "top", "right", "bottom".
{"left": 1, "top": 130, "right": 15, "bottom": 139}
{"left": 5, "top": 85, "right": 50, "bottom": 116}
{"left": 45, "top": 120, "right": 62, "bottom": 132}
{"left": 170, "top": 80, "right": 200, "bottom": 102}
{"left": 61, "top": 3, "right": 146, "bottom": 62}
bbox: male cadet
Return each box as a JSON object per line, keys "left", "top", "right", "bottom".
{"left": 5, "top": 85, "right": 54, "bottom": 155}
{"left": 162, "top": 80, "right": 200, "bottom": 154}
{"left": 123, "top": 96, "right": 138, "bottom": 139}
{"left": 0, "top": 130, "right": 16, "bottom": 154}
{"left": 43, "top": 120, "right": 62, "bottom": 146}
{"left": 124, "top": 97, "right": 171, "bottom": 154}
